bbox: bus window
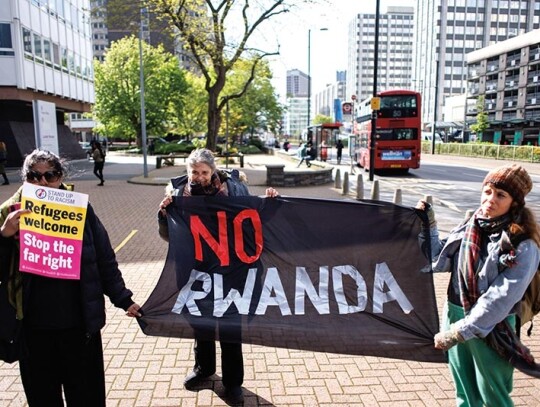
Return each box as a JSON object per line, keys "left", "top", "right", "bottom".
{"left": 376, "top": 129, "right": 415, "bottom": 140}
{"left": 379, "top": 95, "right": 418, "bottom": 118}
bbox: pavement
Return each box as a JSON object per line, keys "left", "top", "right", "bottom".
{"left": 1, "top": 152, "right": 540, "bottom": 406}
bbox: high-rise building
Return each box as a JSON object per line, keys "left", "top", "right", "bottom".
{"left": 313, "top": 71, "right": 347, "bottom": 122}
{"left": 284, "top": 97, "right": 308, "bottom": 138}
{"left": 0, "top": 0, "right": 94, "bottom": 163}
{"left": 347, "top": 6, "right": 415, "bottom": 103}
{"left": 413, "top": 0, "right": 540, "bottom": 128}
{"left": 286, "top": 69, "right": 309, "bottom": 97}
{"left": 284, "top": 69, "right": 310, "bottom": 137}
{"left": 90, "top": 1, "right": 186, "bottom": 66}
{"left": 466, "top": 28, "right": 540, "bottom": 145}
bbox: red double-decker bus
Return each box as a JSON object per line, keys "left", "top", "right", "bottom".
{"left": 354, "top": 90, "right": 422, "bottom": 173}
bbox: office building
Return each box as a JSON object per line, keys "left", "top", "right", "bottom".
{"left": 283, "top": 69, "right": 309, "bottom": 137}
{"left": 347, "top": 6, "right": 414, "bottom": 103}
{"left": 413, "top": 0, "right": 540, "bottom": 129}
{"left": 466, "top": 28, "right": 540, "bottom": 145}
{"left": 313, "top": 71, "right": 347, "bottom": 122}
{"left": 0, "top": 0, "right": 94, "bottom": 163}
{"left": 286, "top": 69, "right": 309, "bottom": 97}
{"left": 284, "top": 97, "right": 308, "bottom": 138}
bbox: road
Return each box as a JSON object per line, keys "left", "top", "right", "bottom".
{"left": 334, "top": 154, "right": 540, "bottom": 235}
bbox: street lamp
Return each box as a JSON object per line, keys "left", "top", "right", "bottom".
{"left": 138, "top": 8, "right": 148, "bottom": 178}
{"left": 307, "top": 27, "right": 328, "bottom": 132}
{"left": 369, "top": 0, "right": 381, "bottom": 182}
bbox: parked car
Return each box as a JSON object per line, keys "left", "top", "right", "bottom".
{"left": 421, "top": 132, "right": 443, "bottom": 144}
{"left": 79, "top": 141, "right": 92, "bottom": 158}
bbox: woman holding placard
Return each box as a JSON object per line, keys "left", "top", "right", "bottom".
{"left": 0, "top": 149, "right": 141, "bottom": 407}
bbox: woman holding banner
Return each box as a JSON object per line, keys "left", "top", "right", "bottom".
{"left": 417, "top": 164, "right": 540, "bottom": 406}
{"left": 0, "top": 149, "right": 141, "bottom": 407}
{"left": 158, "top": 148, "right": 278, "bottom": 405}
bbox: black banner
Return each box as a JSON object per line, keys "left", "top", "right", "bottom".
{"left": 139, "top": 196, "right": 444, "bottom": 363}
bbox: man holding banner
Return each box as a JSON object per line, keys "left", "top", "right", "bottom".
{"left": 0, "top": 149, "right": 141, "bottom": 407}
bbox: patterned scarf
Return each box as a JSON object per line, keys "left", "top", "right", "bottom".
{"left": 458, "top": 208, "right": 540, "bottom": 378}
{"left": 458, "top": 209, "right": 511, "bottom": 311}
{"left": 183, "top": 173, "right": 227, "bottom": 197}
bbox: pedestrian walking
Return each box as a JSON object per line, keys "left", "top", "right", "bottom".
{"left": 0, "top": 149, "right": 141, "bottom": 407}
{"left": 0, "top": 141, "right": 9, "bottom": 185}
{"left": 296, "top": 143, "right": 311, "bottom": 167}
{"left": 336, "top": 139, "right": 344, "bottom": 165}
{"left": 91, "top": 141, "right": 105, "bottom": 186}
{"left": 157, "top": 148, "right": 278, "bottom": 405}
{"left": 417, "top": 164, "right": 540, "bottom": 406}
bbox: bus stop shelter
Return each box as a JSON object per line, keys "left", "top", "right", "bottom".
{"left": 307, "top": 122, "right": 343, "bottom": 161}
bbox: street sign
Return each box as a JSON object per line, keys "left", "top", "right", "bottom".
{"left": 371, "top": 97, "right": 381, "bottom": 111}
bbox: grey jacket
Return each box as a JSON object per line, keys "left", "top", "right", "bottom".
{"left": 424, "top": 223, "right": 539, "bottom": 340}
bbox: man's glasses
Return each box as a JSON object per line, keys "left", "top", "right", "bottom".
{"left": 26, "top": 170, "right": 61, "bottom": 183}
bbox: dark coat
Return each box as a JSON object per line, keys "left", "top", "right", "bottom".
{"left": 158, "top": 169, "right": 249, "bottom": 241}
{"left": 75, "top": 203, "right": 134, "bottom": 333}
{"left": 0, "top": 193, "right": 134, "bottom": 335}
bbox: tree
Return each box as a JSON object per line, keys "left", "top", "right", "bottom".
{"left": 148, "top": 0, "right": 302, "bottom": 152}
{"left": 93, "top": 37, "right": 188, "bottom": 146}
{"left": 172, "top": 71, "right": 208, "bottom": 138}
{"left": 223, "top": 58, "right": 283, "bottom": 143}
{"left": 470, "top": 95, "right": 489, "bottom": 137}
{"left": 313, "top": 114, "right": 334, "bottom": 125}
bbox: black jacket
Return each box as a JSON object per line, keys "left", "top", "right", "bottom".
{"left": 0, "top": 198, "right": 134, "bottom": 336}
{"left": 158, "top": 169, "right": 249, "bottom": 241}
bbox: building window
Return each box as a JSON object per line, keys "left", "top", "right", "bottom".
{"left": 61, "top": 47, "right": 68, "bottom": 71}
{"left": 33, "top": 33, "right": 42, "bottom": 62}
{"left": 23, "top": 27, "right": 32, "bottom": 59}
{"left": 0, "top": 23, "right": 14, "bottom": 56}
{"left": 53, "top": 43, "right": 60, "bottom": 68}
{"left": 43, "top": 39, "right": 52, "bottom": 66}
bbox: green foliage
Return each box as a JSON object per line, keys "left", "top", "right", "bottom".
{"left": 155, "top": 143, "right": 196, "bottom": 154}
{"left": 93, "top": 37, "right": 188, "bottom": 146}
{"left": 237, "top": 144, "right": 263, "bottom": 154}
{"left": 313, "top": 114, "right": 334, "bottom": 125}
{"left": 192, "top": 138, "right": 206, "bottom": 149}
{"left": 432, "top": 143, "right": 540, "bottom": 162}
{"left": 173, "top": 72, "right": 208, "bottom": 137}
{"left": 223, "top": 59, "right": 283, "bottom": 142}
{"left": 248, "top": 137, "right": 264, "bottom": 150}
{"left": 470, "top": 96, "right": 488, "bottom": 135}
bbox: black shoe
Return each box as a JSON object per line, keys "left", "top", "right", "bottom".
{"left": 98, "top": 182, "right": 104, "bottom": 186}
{"left": 183, "top": 370, "right": 211, "bottom": 390}
{"left": 224, "top": 386, "right": 244, "bottom": 405}
{"left": 2, "top": 182, "right": 8, "bottom": 185}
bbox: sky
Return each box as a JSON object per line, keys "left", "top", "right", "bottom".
{"left": 248, "top": 0, "right": 415, "bottom": 102}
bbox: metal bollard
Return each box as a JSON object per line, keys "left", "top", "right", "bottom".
{"left": 423, "top": 195, "right": 433, "bottom": 205}
{"left": 356, "top": 173, "right": 364, "bottom": 200}
{"left": 393, "top": 188, "right": 402, "bottom": 205}
{"left": 342, "top": 172, "right": 349, "bottom": 195}
{"left": 334, "top": 168, "right": 341, "bottom": 188}
{"left": 371, "top": 180, "right": 380, "bottom": 200}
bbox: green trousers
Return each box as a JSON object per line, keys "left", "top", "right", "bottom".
{"left": 444, "top": 302, "right": 515, "bottom": 407}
